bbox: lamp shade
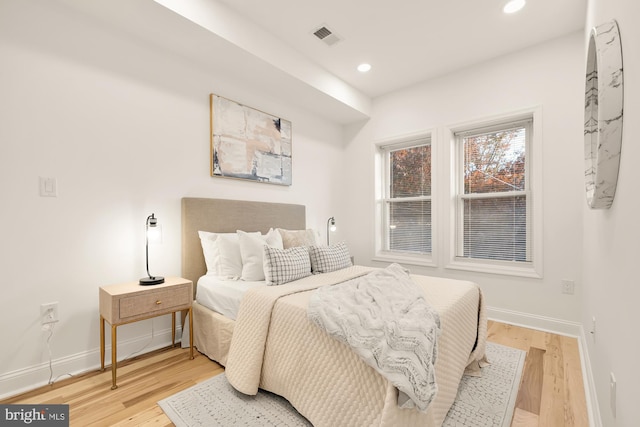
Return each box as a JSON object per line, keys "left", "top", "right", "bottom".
{"left": 326, "top": 217, "right": 336, "bottom": 245}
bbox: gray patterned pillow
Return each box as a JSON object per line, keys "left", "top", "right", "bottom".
{"left": 309, "top": 242, "right": 352, "bottom": 274}
{"left": 263, "top": 246, "right": 312, "bottom": 286}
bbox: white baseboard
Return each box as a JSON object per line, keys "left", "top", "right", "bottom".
{"left": 487, "top": 306, "right": 582, "bottom": 337}
{"left": 0, "top": 326, "right": 183, "bottom": 401}
{"left": 577, "top": 326, "right": 602, "bottom": 427}
{"left": 488, "top": 306, "right": 602, "bottom": 427}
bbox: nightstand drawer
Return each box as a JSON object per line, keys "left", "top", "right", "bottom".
{"left": 119, "top": 285, "right": 191, "bottom": 319}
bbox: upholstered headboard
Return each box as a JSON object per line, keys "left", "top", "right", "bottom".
{"left": 181, "top": 197, "right": 306, "bottom": 292}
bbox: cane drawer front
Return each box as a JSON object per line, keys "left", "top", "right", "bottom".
{"left": 119, "top": 284, "right": 191, "bottom": 321}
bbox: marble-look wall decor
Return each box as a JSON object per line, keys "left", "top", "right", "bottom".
{"left": 584, "top": 20, "right": 623, "bottom": 209}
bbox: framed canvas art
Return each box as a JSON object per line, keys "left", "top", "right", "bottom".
{"left": 210, "top": 94, "right": 292, "bottom": 186}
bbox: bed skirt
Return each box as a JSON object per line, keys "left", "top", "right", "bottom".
{"left": 191, "top": 301, "right": 234, "bottom": 366}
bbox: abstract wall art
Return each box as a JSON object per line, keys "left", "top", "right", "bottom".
{"left": 210, "top": 94, "right": 292, "bottom": 186}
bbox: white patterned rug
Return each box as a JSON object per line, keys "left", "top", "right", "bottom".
{"left": 159, "top": 342, "right": 525, "bottom": 427}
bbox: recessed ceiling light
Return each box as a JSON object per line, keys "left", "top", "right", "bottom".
{"left": 503, "top": 0, "right": 526, "bottom": 14}
{"left": 357, "top": 63, "right": 372, "bottom": 73}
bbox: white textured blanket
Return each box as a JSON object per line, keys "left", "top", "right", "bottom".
{"left": 307, "top": 263, "right": 441, "bottom": 412}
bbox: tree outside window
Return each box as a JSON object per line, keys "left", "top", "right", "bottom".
{"left": 384, "top": 141, "right": 432, "bottom": 255}
{"left": 457, "top": 121, "right": 530, "bottom": 262}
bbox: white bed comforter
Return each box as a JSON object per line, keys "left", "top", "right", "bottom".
{"left": 225, "top": 265, "right": 486, "bottom": 427}
{"left": 308, "top": 264, "right": 441, "bottom": 412}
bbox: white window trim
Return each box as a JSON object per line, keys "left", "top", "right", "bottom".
{"left": 444, "top": 107, "right": 543, "bottom": 278}
{"left": 373, "top": 131, "right": 438, "bottom": 268}
{"left": 372, "top": 108, "right": 542, "bottom": 278}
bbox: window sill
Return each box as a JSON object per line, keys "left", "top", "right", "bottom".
{"left": 372, "top": 252, "right": 438, "bottom": 269}
{"left": 445, "top": 259, "right": 542, "bottom": 279}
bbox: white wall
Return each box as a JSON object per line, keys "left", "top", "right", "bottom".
{"left": 344, "top": 32, "right": 586, "bottom": 324}
{"left": 0, "top": 1, "right": 345, "bottom": 397}
{"left": 583, "top": 1, "right": 639, "bottom": 426}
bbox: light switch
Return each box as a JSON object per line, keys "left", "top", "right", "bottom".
{"left": 39, "top": 177, "right": 57, "bottom": 197}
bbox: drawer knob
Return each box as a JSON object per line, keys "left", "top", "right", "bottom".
{"left": 155, "top": 300, "right": 162, "bottom": 305}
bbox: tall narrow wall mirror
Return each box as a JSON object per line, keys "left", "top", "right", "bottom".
{"left": 584, "top": 20, "right": 623, "bottom": 209}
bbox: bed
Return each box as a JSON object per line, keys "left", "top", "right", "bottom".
{"left": 181, "top": 197, "right": 487, "bottom": 427}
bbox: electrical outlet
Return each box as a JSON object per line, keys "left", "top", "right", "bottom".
{"left": 39, "top": 177, "right": 57, "bottom": 197}
{"left": 591, "top": 316, "right": 596, "bottom": 340}
{"left": 41, "top": 302, "right": 59, "bottom": 325}
{"left": 561, "top": 279, "right": 575, "bottom": 294}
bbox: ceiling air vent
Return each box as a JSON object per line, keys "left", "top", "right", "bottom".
{"left": 312, "top": 25, "right": 342, "bottom": 46}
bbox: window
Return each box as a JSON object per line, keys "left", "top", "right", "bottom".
{"left": 374, "top": 110, "right": 541, "bottom": 277}
{"left": 454, "top": 118, "right": 532, "bottom": 265}
{"left": 377, "top": 136, "right": 433, "bottom": 262}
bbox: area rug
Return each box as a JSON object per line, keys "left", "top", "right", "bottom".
{"left": 158, "top": 342, "right": 525, "bottom": 427}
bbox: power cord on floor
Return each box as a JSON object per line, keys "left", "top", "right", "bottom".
{"left": 44, "top": 322, "right": 74, "bottom": 385}
{"left": 44, "top": 318, "right": 156, "bottom": 385}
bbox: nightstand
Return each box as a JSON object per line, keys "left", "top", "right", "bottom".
{"left": 99, "top": 277, "right": 194, "bottom": 389}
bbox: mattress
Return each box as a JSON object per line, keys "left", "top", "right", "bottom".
{"left": 196, "top": 275, "right": 265, "bottom": 320}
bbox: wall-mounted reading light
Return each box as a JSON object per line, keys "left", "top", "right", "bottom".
{"left": 327, "top": 217, "right": 337, "bottom": 245}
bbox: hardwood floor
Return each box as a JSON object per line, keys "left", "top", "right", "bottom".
{"left": 487, "top": 321, "right": 589, "bottom": 427}
{"left": 2, "top": 321, "right": 589, "bottom": 426}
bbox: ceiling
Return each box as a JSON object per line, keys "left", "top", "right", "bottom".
{"left": 59, "top": 0, "right": 587, "bottom": 123}
{"left": 215, "top": 0, "right": 587, "bottom": 98}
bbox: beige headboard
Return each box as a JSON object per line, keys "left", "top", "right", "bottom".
{"left": 181, "top": 197, "right": 306, "bottom": 291}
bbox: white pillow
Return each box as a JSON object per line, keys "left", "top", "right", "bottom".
{"left": 263, "top": 246, "right": 312, "bottom": 286}
{"left": 198, "top": 230, "right": 259, "bottom": 278}
{"left": 198, "top": 231, "right": 226, "bottom": 274}
{"left": 277, "top": 228, "right": 321, "bottom": 249}
{"left": 238, "top": 229, "right": 283, "bottom": 281}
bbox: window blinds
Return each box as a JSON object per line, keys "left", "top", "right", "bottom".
{"left": 456, "top": 119, "right": 531, "bottom": 262}
{"left": 385, "top": 141, "right": 432, "bottom": 254}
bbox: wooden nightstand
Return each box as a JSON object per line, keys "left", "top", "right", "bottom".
{"left": 99, "top": 277, "right": 194, "bottom": 389}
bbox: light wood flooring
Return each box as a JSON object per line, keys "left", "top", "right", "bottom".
{"left": 2, "top": 321, "right": 589, "bottom": 426}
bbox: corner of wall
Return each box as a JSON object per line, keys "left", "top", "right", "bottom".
{"left": 577, "top": 325, "right": 603, "bottom": 427}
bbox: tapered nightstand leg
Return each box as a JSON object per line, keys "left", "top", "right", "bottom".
{"left": 189, "top": 307, "right": 194, "bottom": 359}
{"left": 111, "top": 325, "right": 118, "bottom": 390}
{"left": 171, "top": 312, "right": 176, "bottom": 347}
{"left": 100, "top": 316, "right": 105, "bottom": 371}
